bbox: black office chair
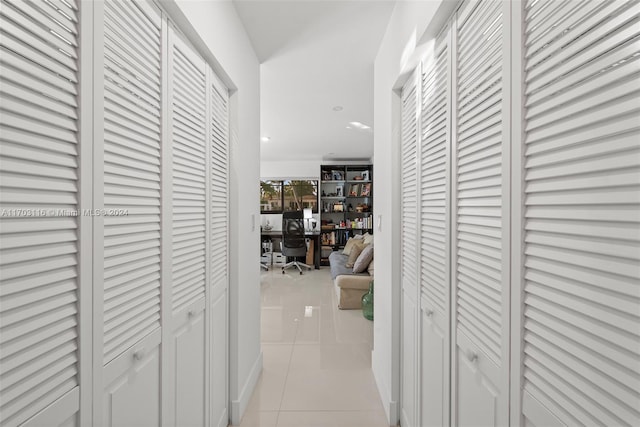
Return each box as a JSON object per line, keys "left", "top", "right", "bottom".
{"left": 281, "top": 211, "right": 311, "bottom": 274}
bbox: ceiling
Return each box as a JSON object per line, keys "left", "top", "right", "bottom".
{"left": 233, "top": 0, "right": 396, "bottom": 162}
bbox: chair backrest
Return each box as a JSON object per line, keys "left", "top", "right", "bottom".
{"left": 282, "top": 211, "right": 306, "bottom": 250}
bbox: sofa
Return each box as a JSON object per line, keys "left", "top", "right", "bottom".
{"left": 329, "top": 244, "right": 374, "bottom": 309}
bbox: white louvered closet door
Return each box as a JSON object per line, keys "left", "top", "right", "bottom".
{"left": 453, "top": 0, "right": 509, "bottom": 425}
{"left": 169, "top": 29, "right": 209, "bottom": 427}
{"left": 521, "top": 1, "right": 640, "bottom": 425}
{"left": 400, "top": 70, "right": 419, "bottom": 427}
{"left": 209, "top": 70, "right": 230, "bottom": 427}
{"left": 419, "top": 27, "right": 451, "bottom": 427}
{"left": 171, "top": 33, "right": 207, "bottom": 317}
{"left": 209, "top": 74, "right": 229, "bottom": 300}
{"left": 101, "top": 1, "right": 163, "bottom": 424}
{"left": 0, "top": 1, "right": 82, "bottom": 425}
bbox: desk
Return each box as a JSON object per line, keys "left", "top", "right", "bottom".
{"left": 261, "top": 229, "right": 321, "bottom": 269}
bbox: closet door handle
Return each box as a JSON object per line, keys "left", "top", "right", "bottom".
{"left": 133, "top": 348, "right": 145, "bottom": 361}
{"left": 466, "top": 351, "right": 478, "bottom": 363}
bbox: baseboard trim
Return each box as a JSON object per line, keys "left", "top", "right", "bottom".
{"left": 372, "top": 350, "right": 399, "bottom": 426}
{"left": 230, "top": 351, "right": 263, "bottom": 425}
{"left": 389, "top": 400, "right": 399, "bottom": 426}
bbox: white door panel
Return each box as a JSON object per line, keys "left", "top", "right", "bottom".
{"left": 453, "top": 0, "right": 509, "bottom": 424}
{"left": 400, "top": 67, "right": 420, "bottom": 427}
{"left": 167, "top": 27, "right": 209, "bottom": 426}
{"left": 103, "top": 331, "right": 161, "bottom": 427}
{"left": 20, "top": 389, "right": 80, "bottom": 427}
{"left": 0, "top": 0, "right": 82, "bottom": 424}
{"left": 101, "top": 0, "right": 163, "bottom": 366}
{"left": 401, "top": 291, "right": 417, "bottom": 427}
{"left": 170, "top": 30, "right": 207, "bottom": 318}
{"left": 1, "top": 2, "right": 233, "bottom": 426}
{"left": 456, "top": 351, "right": 498, "bottom": 427}
{"left": 420, "top": 305, "right": 446, "bottom": 427}
{"left": 211, "top": 292, "right": 228, "bottom": 427}
{"left": 419, "top": 25, "right": 452, "bottom": 427}
{"left": 521, "top": 0, "right": 640, "bottom": 425}
{"left": 174, "top": 302, "right": 207, "bottom": 427}
{"left": 521, "top": 391, "right": 564, "bottom": 427}
{"left": 209, "top": 59, "right": 230, "bottom": 427}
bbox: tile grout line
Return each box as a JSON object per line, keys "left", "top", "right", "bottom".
{"left": 274, "top": 318, "right": 299, "bottom": 427}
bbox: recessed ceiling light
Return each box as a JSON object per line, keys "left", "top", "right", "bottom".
{"left": 261, "top": 136, "right": 270, "bottom": 142}
{"left": 348, "top": 121, "right": 371, "bottom": 130}
{"left": 332, "top": 106, "right": 343, "bottom": 111}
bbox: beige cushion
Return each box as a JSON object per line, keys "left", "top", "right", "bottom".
{"left": 367, "top": 259, "right": 374, "bottom": 275}
{"left": 345, "top": 241, "right": 365, "bottom": 268}
{"left": 362, "top": 233, "right": 374, "bottom": 246}
{"left": 353, "top": 245, "right": 374, "bottom": 273}
{"left": 342, "top": 237, "right": 358, "bottom": 255}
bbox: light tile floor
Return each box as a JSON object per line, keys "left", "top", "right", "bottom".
{"left": 232, "top": 267, "right": 387, "bottom": 427}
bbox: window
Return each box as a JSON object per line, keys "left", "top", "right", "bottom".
{"left": 260, "top": 179, "right": 318, "bottom": 213}
{"left": 260, "top": 180, "right": 282, "bottom": 212}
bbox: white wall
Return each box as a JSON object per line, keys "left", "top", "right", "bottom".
{"left": 261, "top": 159, "right": 372, "bottom": 179}
{"left": 261, "top": 159, "right": 321, "bottom": 179}
{"left": 163, "top": 1, "right": 261, "bottom": 424}
{"left": 372, "top": 1, "right": 444, "bottom": 424}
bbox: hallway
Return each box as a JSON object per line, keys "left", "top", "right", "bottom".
{"left": 234, "top": 269, "right": 387, "bottom": 427}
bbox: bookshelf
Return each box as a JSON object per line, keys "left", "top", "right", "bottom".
{"left": 319, "top": 164, "right": 373, "bottom": 265}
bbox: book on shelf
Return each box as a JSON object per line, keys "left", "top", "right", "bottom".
{"left": 321, "top": 231, "right": 336, "bottom": 246}
{"left": 353, "top": 215, "right": 372, "bottom": 230}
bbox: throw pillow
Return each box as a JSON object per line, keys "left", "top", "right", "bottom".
{"left": 345, "top": 241, "right": 365, "bottom": 268}
{"left": 353, "top": 245, "right": 374, "bottom": 273}
{"left": 342, "top": 237, "right": 357, "bottom": 255}
{"left": 362, "top": 232, "right": 374, "bottom": 246}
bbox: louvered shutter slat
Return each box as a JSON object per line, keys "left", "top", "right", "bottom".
{"left": 524, "top": 321, "right": 637, "bottom": 392}
{"left": 0, "top": 17, "right": 78, "bottom": 68}
{"left": 526, "top": 1, "right": 596, "bottom": 59}
{"left": 107, "top": 0, "right": 160, "bottom": 52}
{"left": 0, "top": 6, "right": 76, "bottom": 54}
{"left": 1, "top": 80, "right": 76, "bottom": 119}
{"left": 104, "top": 42, "right": 160, "bottom": 93}
{"left": 527, "top": 2, "right": 638, "bottom": 84}
{"left": 1, "top": 29, "right": 76, "bottom": 78}
{"left": 0, "top": 1, "right": 80, "bottom": 425}
{"left": 455, "top": 0, "right": 505, "bottom": 367}
{"left": 420, "top": 37, "right": 449, "bottom": 314}
{"left": 103, "top": 0, "right": 162, "bottom": 365}
{"left": 5, "top": 0, "right": 78, "bottom": 37}
{"left": 48, "top": 0, "right": 77, "bottom": 19}
{"left": 171, "top": 36, "right": 207, "bottom": 315}
{"left": 525, "top": 0, "right": 570, "bottom": 31}
{"left": 0, "top": 64, "right": 76, "bottom": 109}
{"left": 458, "top": 0, "right": 498, "bottom": 42}
{"left": 401, "top": 75, "right": 419, "bottom": 296}
{"left": 210, "top": 78, "right": 229, "bottom": 286}
{"left": 103, "top": 14, "right": 159, "bottom": 74}
{"left": 104, "top": 66, "right": 159, "bottom": 109}
{"left": 522, "top": 1, "right": 640, "bottom": 425}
